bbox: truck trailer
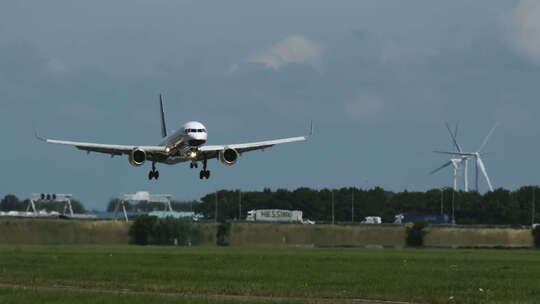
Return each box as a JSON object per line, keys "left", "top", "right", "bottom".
{"left": 394, "top": 213, "right": 449, "bottom": 225}
{"left": 246, "top": 209, "right": 306, "bottom": 223}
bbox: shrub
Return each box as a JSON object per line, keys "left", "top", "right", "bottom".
{"left": 152, "top": 217, "right": 200, "bottom": 246}
{"left": 129, "top": 216, "right": 200, "bottom": 246}
{"left": 406, "top": 220, "right": 428, "bottom": 247}
{"left": 532, "top": 225, "right": 540, "bottom": 249}
{"left": 129, "top": 215, "right": 157, "bottom": 245}
{"left": 216, "top": 222, "right": 231, "bottom": 246}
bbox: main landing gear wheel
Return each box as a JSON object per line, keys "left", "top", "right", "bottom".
{"left": 148, "top": 162, "right": 159, "bottom": 180}
{"left": 199, "top": 170, "right": 210, "bottom": 180}
{"left": 199, "top": 157, "right": 210, "bottom": 179}
{"left": 148, "top": 170, "right": 160, "bottom": 180}
{"left": 190, "top": 162, "right": 198, "bottom": 169}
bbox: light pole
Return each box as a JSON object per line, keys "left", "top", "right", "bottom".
{"left": 331, "top": 190, "right": 335, "bottom": 225}
{"left": 215, "top": 191, "right": 218, "bottom": 223}
{"left": 532, "top": 187, "right": 536, "bottom": 227}
{"left": 351, "top": 188, "right": 354, "bottom": 223}
{"left": 238, "top": 190, "right": 242, "bottom": 221}
{"left": 440, "top": 188, "right": 444, "bottom": 215}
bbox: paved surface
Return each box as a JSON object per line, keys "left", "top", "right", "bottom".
{"left": 0, "top": 283, "right": 412, "bottom": 304}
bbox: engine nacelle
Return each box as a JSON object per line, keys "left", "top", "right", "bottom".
{"left": 129, "top": 148, "right": 147, "bottom": 167}
{"left": 219, "top": 147, "right": 239, "bottom": 166}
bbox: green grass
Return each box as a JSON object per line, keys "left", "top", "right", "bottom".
{"left": 0, "top": 245, "right": 539, "bottom": 304}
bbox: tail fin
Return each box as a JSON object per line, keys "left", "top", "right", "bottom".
{"left": 159, "top": 94, "right": 167, "bottom": 138}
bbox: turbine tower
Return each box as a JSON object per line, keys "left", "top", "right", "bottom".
{"left": 434, "top": 124, "right": 497, "bottom": 192}
{"left": 430, "top": 122, "right": 468, "bottom": 191}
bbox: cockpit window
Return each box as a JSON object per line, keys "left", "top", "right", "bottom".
{"left": 185, "top": 128, "right": 205, "bottom": 133}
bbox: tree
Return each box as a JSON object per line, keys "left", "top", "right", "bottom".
{"left": 0, "top": 195, "right": 22, "bottom": 211}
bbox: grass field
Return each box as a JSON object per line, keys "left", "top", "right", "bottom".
{"left": 0, "top": 245, "right": 539, "bottom": 304}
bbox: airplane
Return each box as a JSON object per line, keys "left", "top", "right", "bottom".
{"left": 36, "top": 95, "right": 311, "bottom": 180}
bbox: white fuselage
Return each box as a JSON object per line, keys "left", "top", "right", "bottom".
{"left": 159, "top": 121, "right": 208, "bottom": 164}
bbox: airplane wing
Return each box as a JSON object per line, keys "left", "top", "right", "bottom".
{"left": 36, "top": 133, "right": 168, "bottom": 156}
{"left": 198, "top": 136, "right": 308, "bottom": 159}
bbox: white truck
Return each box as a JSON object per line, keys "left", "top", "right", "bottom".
{"left": 246, "top": 209, "right": 313, "bottom": 224}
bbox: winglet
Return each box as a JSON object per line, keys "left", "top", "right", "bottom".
{"left": 308, "top": 120, "right": 314, "bottom": 138}
{"left": 159, "top": 93, "right": 168, "bottom": 138}
{"left": 35, "top": 129, "right": 46, "bottom": 142}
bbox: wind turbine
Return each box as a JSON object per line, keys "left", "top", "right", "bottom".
{"left": 435, "top": 124, "right": 497, "bottom": 192}
{"left": 430, "top": 122, "right": 467, "bottom": 191}
{"left": 430, "top": 157, "right": 462, "bottom": 190}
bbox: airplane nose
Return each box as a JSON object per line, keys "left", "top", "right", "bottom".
{"left": 188, "top": 134, "right": 207, "bottom": 146}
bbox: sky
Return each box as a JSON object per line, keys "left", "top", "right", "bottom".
{"left": 2, "top": 0, "right": 540, "bottom": 210}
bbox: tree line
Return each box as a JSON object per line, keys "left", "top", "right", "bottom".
{"left": 196, "top": 186, "right": 540, "bottom": 225}
{"left": 2, "top": 186, "right": 540, "bottom": 225}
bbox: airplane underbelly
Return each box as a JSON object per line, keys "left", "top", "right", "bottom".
{"left": 161, "top": 156, "right": 186, "bottom": 165}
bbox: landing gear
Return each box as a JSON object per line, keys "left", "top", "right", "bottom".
{"left": 189, "top": 162, "right": 198, "bottom": 169}
{"left": 148, "top": 162, "right": 159, "bottom": 180}
{"left": 199, "top": 158, "right": 210, "bottom": 180}
{"left": 199, "top": 170, "right": 210, "bottom": 179}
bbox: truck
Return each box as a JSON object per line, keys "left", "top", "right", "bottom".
{"left": 394, "top": 214, "right": 449, "bottom": 225}
{"left": 246, "top": 209, "right": 311, "bottom": 223}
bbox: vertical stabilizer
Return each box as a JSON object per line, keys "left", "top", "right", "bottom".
{"left": 159, "top": 94, "right": 167, "bottom": 138}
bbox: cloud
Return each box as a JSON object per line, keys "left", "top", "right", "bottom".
{"left": 249, "top": 35, "right": 323, "bottom": 70}
{"left": 510, "top": 0, "right": 540, "bottom": 63}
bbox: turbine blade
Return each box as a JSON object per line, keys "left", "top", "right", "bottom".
{"left": 430, "top": 161, "right": 453, "bottom": 175}
{"left": 434, "top": 151, "right": 475, "bottom": 156}
{"left": 476, "top": 156, "right": 494, "bottom": 192}
{"left": 445, "top": 122, "right": 462, "bottom": 152}
{"left": 477, "top": 123, "right": 498, "bottom": 153}
{"left": 434, "top": 151, "right": 459, "bottom": 155}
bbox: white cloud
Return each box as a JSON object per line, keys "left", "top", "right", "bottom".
{"left": 249, "top": 35, "right": 323, "bottom": 70}
{"left": 511, "top": 0, "right": 540, "bottom": 63}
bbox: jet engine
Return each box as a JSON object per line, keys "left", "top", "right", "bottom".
{"left": 129, "top": 148, "right": 147, "bottom": 166}
{"left": 219, "top": 147, "right": 238, "bottom": 166}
